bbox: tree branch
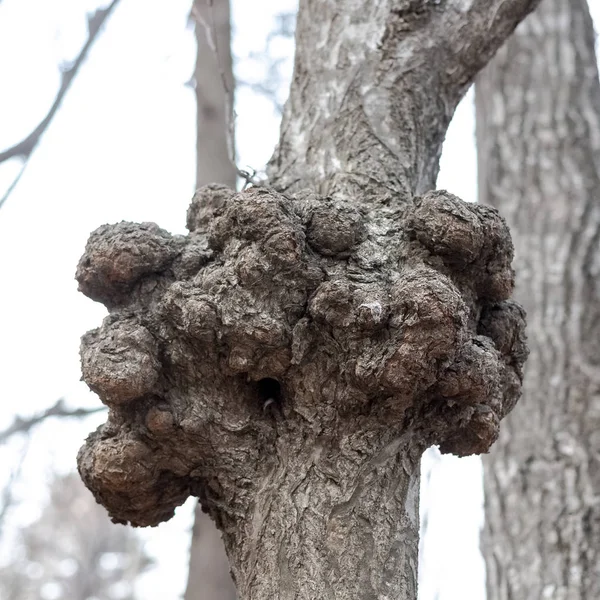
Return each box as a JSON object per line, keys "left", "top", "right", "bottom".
{"left": 422, "top": 0, "right": 546, "bottom": 101}
{"left": 0, "top": 399, "right": 106, "bottom": 445}
{"left": 0, "top": 161, "right": 28, "bottom": 211}
{"left": 268, "top": 0, "right": 542, "bottom": 201}
{"left": 0, "top": 0, "right": 121, "bottom": 205}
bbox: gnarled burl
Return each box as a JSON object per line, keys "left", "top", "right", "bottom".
{"left": 77, "top": 184, "right": 526, "bottom": 597}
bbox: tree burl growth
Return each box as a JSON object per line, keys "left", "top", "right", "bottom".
{"left": 76, "top": 185, "right": 526, "bottom": 529}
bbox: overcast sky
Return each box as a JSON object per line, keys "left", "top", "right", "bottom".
{"left": 0, "top": 1, "right": 598, "bottom": 599}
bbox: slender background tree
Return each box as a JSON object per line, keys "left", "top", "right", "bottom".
{"left": 184, "top": 1, "right": 236, "bottom": 598}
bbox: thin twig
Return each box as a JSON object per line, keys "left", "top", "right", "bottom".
{"left": 0, "top": 399, "right": 106, "bottom": 445}
{"left": 0, "top": 0, "right": 121, "bottom": 205}
{"left": 0, "top": 161, "right": 28, "bottom": 211}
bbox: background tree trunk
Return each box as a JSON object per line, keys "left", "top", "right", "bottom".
{"left": 476, "top": 1, "right": 600, "bottom": 597}
{"left": 185, "top": 1, "right": 236, "bottom": 599}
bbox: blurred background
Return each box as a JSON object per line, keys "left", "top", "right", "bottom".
{"left": 1, "top": 1, "right": 598, "bottom": 599}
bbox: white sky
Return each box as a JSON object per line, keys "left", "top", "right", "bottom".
{"left": 0, "top": 1, "right": 598, "bottom": 599}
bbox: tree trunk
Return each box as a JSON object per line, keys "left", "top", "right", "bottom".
{"left": 224, "top": 429, "right": 423, "bottom": 599}
{"left": 185, "top": 1, "right": 236, "bottom": 599}
{"left": 76, "top": 2, "right": 541, "bottom": 599}
{"left": 476, "top": 1, "right": 600, "bottom": 598}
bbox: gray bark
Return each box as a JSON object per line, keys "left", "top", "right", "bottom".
{"left": 76, "top": 2, "right": 540, "bottom": 599}
{"left": 476, "top": 1, "right": 600, "bottom": 598}
{"left": 269, "top": 0, "right": 541, "bottom": 200}
{"left": 185, "top": 1, "right": 236, "bottom": 599}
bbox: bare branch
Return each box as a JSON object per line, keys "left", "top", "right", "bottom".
{"left": 0, "top": 399, "right": 106, "bottom": 445}
{"left": 434, "top": 0, "right": 543, "bottom": 99}
{"left": 0, "top": 0, "right": 121, "bottom": 203}
{"left": 0, "top": 437, "right": 30, "bottom": 531}
{"left": 0, "top": 161, "right": 28, "bottom": 211}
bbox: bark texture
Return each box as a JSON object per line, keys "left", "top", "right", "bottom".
{"left": 186, "top": 0, "right": 236, "bottom": 598}
{"left": 268, "top": 0, "right": 541, "bottom": 200}
{"left": 77, "top": 186, "right": 522, "bottom": 598}
{"left": 476, "top": 1, "right": 600, "bottom": 598}
{"left": 76, "top": 1, "right": 540, "bottom": 598}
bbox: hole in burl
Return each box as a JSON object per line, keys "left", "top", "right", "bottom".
{"left": 257, "top": 378, "right": 282, "bottom": 413}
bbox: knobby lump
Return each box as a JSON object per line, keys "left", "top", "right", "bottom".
{"left": 76, "top": 186, "right": 526, "bottom": 527}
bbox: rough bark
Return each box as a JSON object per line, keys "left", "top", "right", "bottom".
{"left": 185, "top": 0, "right": 236, "bottom": 599}
{"left": 76, "top": 2, "right": 540, "bottom": 599}
{"left": 476, "top": 1, "right": 600, "bottom": 598}
{"left": 268, "top": 0, "right": 541, "bottom": 200}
